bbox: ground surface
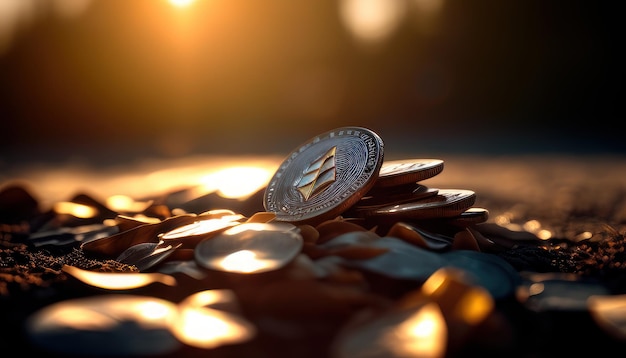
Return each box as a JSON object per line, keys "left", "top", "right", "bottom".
{"left": 1, "top": 154, "right": 626, "bottom": 357}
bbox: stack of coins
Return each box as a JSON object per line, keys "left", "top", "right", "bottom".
{"left": 263, "top": 126, "right": 488, "bottom": 234}
{"left": 345, "top": 158, "right": 488, "bottom": 232}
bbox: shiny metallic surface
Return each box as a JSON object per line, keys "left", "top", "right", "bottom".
{"left": 264, "top": 127, "right": 384, "bottom": 225}
{"left": 365, "top": 189, "right": 476, "bottom": 220}
{"left": 374, "top": 158, "right": 444, "bottom": 188}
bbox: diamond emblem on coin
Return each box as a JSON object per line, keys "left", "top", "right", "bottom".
{"left": 296, "top": 146, "right": 337, "bottom": 201}
{"left": 264, "top": 127, "right": 384, "bottom": 226}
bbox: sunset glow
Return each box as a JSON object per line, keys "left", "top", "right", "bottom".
{"left": 168, "top": 0, "right": 196, "bottom": 8}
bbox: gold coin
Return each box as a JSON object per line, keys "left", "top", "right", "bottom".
{"left": 263, "top": 127, "right": 384, "bottom": 226}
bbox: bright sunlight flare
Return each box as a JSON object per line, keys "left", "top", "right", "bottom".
{"left": 168, "top": 0, "right": 196, "bottom": 8}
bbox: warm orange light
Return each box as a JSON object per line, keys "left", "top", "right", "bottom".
{"left": 421, "top": 267, "right": 494, "bottom": 326}
{"left": 168, "top": 0, "right": 196, "bottom": 8}
{"left": 339, "top": 0, "right": 407, "bottom": 45}
{"left": 106, "top": 194, "right": 153, "bottom": 213}
{"left": 386, "top": 303, "right": 447, "bottom": 358}
{"left": 200, "top": 166, "right": 273, "bottom": 199}
{"left": 62, "top": 265, "right": 177, "bottom": 290}
{"left": 53, "top": 202, "right": 98, "bottom": 218}
{"left": 172, "top": 306, "right": 256, "bottom": 348}
{"left": 27, "top": 294, "right": 178, "bottom": 332}
{"left": 218, "top": 250, "right": 277, "bottom": 273}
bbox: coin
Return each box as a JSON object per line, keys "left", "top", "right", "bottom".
{"left": 359, "top": 189, "right": 476, "bottom": 220}
{"left": 194, "top": 222, "right": 303, "bottom": 274}
{"left": 263, "top": 127, "right": 384, "bottom": 225}
{"left": 440, "top": 207, "right": 489, "bottom": 226}
{"left": 345, "top": 184, "right": 439, "bottom": 214}
{"left": 26, "top": 295, "right": 181, "bottom": 356}
{"left": 373, "top": 158, "right": 444, "bottom": 188}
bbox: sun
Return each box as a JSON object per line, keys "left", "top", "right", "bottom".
{"left": 168, "top": 0, "right": 196, "bottom": 8}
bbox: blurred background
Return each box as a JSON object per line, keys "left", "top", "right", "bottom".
{"left": 0, "top": 0, "right": 623, "bottom": 169}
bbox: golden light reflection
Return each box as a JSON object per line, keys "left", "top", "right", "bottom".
{"left": 588, "top": 294, "right": 626, "bottom": 340}
{"left": 537, "top": 229, "right": 552, "bottom": 240}
{"left": 455, "top": 288, "right": 493, "bottom": 325}
{"left": 136, "top": 300, "right": 174, "bottom": 321}
{"left": 339, "top": 0, "right": 407, "bottom": 46}
{"left": 181, "top": 289, "right": 237, "bottom": 309}
{"left": 28, "top": 294, "right": 178, "bottom": 332}
{"left": 523, "top": 219, "right": 552, "bottom": 240}
{"left": 421, "top": 268, "right": 494, "bottom": 326}
{"left": 219, "top": 249, "right": 276, "bottom": 273}
{"left": 494, "top": 214, "right": 512, "bottom": 225}
{"left": 523, "top": 219, "right": 541, "bottom": 232}
{"left": 528, "top": 282, "right": 545, "bottom": 296}
{"left": 53, "top": 201, "right": 97, "bottom": 218}
{"left": 168, "top": 0, "right": 196, "bottom": 8}
{"left": 7, "top": 157, "right": 282, "bottom": 208}
{"left": 62, "top": 265, "right": 177, "bottom": 290}
{"left": 32, "top": 304, "right": 119, "bottom": 330}
{"left": 160, "top": 215, "right": 243, "bottom": 239}
{"left": 200, "top": 166, "right": 273, "bottom": 199}
{"left": 172, "top": 306, "right": 256, "bottom": 349}
{"left": 386, "top": 303, "right": 447, "bottom": 358}
{"left": 106, "top": 194, "right": 153, "bottom": 213}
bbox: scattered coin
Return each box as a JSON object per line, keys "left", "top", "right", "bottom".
{"left": 194, "top": 222, "right": 304, "bottom": 274}
{"left": 263, "top": 126, "right": 384, "bottom": 226}
{"left": 26, "top": 294, "right": 181, "bottom": 356}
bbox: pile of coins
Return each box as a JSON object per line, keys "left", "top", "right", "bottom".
{"left": 263, "top": 126, "right": 488, "bottom": 237}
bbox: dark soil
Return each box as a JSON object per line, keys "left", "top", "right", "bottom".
{"left": 2, "top": 155, "right": 626, "bottom": 357}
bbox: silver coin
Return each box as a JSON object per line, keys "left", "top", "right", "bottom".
{"left": 373, "top": 158, "right": 444, "bottom": 188}
{"left": 361, "top": 189, "right": 476, "bottom": 220}
{"left": 346, "top": 184, "right": 439, "bottom": 212}
{"left": 263, "top": 127, "right": 384, "bottom": 225}
{"left": 194, "top": 222, "right": 303, "bottom": 274}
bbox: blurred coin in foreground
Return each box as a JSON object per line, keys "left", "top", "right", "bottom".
{"left": 263, "top": 126, "right": 384, "bottom": 225}
{"left": 26, "top": 295, "right": 180, "bottom": 356}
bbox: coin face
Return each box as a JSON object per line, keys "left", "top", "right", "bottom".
{"left": 263, "top": 127, "right": 384, "bottom": 225}
{"left": 373, "top": 158, "right": 444, "bottom": 188}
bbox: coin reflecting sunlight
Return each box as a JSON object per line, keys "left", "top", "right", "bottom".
{"left": 62, "top": 265, "right": 177, "bottom": 289}
{"left": 331, "top": 298, "right": 447, "bottom": 358}
{"left": 588, "top": 294, "right": 626, "bottom": 340}
{"left": 26, "top": 294, "right": 181, "bottom": 356}
{"left": 194, "top": 222, "right": 303, "bottom": 274}
{"left": 172, "top": 289, "right": 256, "bottom": 349}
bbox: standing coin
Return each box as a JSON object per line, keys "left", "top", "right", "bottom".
{"left": 373, "top": 158, "right": 444, "bottom": 188}
{"left": 263, "top": 127, "right": 384, "bottom": 226}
